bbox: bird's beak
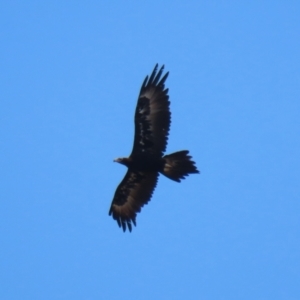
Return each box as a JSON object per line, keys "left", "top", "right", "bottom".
{"left": 113, "top": 158, "right": 119, "bottom": 162}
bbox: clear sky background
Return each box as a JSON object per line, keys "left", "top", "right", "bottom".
{"left": 1, "top": 1, "right": 300, "bottom": 299}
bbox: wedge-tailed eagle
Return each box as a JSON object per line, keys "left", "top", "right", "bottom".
{"left": 109, "top": 64, "right": 199, "bottom": 232}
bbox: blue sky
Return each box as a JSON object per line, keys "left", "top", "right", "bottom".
{"left": 1, "top": 1, "right": 300, "bottom": 299}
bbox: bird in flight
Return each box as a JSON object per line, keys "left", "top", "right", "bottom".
{"left": 109, "top": 64, "right": 199, "bottom": 232}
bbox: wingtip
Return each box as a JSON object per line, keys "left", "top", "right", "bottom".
{"left": 117, "top": 217, "right": 136, "bottom": 233}
{"left": 156, "top": 64, "right": 165, "bottom": 74}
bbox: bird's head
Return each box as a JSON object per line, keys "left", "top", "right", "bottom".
{"left": 113, "top": 157, "right": 130, "bottom": 167}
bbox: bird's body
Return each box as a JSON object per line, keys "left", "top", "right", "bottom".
{"left": 109, "top": 64, "right": 199, "bottom": 232}
{"left": 114, "top": 155, "right": 163, "bottom": 171}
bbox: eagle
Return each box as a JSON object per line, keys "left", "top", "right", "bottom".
{"left": 109, "top": 64, "right": 199, "bottom": 232}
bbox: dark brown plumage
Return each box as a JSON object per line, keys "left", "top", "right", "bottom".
{"left": 109, "top": 64, "right": 199, "bottom": 232}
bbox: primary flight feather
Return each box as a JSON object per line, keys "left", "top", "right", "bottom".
{"left": 109, "top": 64, "right": 199, "bottom": 232}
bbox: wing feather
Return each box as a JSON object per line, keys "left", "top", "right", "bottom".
{"left": 109, "top": 171, "right": 159, "bottom": 232}
{"left": 131, "top": 64, "right": 171, "bottom": 157}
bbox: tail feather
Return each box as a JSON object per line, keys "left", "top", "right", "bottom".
{"left": 161, "top": 150, "right": 199, "bottom": 182}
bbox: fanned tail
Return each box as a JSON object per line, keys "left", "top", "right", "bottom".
{"left": 161, "top": 150, "right": 199, "bottom": 182}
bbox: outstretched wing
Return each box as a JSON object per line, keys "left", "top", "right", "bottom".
{"left": 131, "top": 64, "right": 171, "bottom": 157}
{"left": 109, "top": 171, "right": 159, "bottom": 232}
